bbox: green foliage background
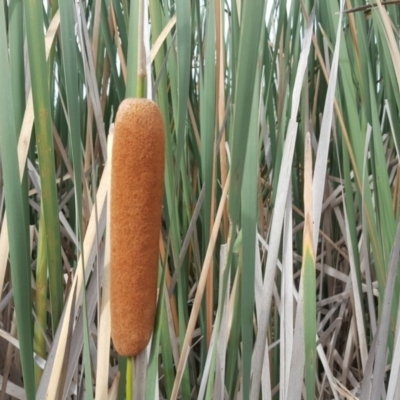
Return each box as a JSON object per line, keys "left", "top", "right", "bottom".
{"left": 0, "top": 0, "right": 400, "bottom": 399}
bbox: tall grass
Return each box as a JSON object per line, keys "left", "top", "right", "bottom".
{"left": 0, "top": 0, "right": 400, "bottom": 399}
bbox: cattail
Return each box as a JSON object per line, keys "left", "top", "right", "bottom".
{"left": 110, "top": 98, "right": 165, "bottom": 356}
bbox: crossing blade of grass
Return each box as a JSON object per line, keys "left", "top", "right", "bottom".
{"left": 228, "top": 0, "right": 265, "bottom": 226}
{"left": 250, "top": 9, "right": 315, "bottom": 397}
{"left": 339, "top": 123, "right": 370, "bottom": 370}
{"left": 159, "top": 237, "right": 179, "bottom": 399}
{"left": 285, "top": 285, "right": 305, "bottom": 400}
{"left": 198, "top": 309, "right": 219, "bottom": 400}
{"left": 387, "top": 307, "right": 400, "bottom": 398}
{"left": 342, "top": 204, "right": 369, "bottom": 369}
{"left": 252, "top": 118, "right": 298, "bottom": 397}
{"left": 0, "top": 9, "right": 59, "bottom": 305}
{"left": 46, "top": 285, "right": 77, "bottom": 399}
{"left": 224, "top": 256, "right": 242, "bottom": 398}
{"left": 280, "top": 184, "right": 294, "bottom": 400}
{"left": 76, "top": 1, "right": 107, "bottom": 160}
{"left": 210, "top": 3, "right": 267, "bottom": 394}
{"left": 8, "top": 0, "right": 30, "bottom": 261}
{"left": 161, "top": 275, "right": 179, "bottom": 399}
{"left": 203, "top": 234, "right": 238, "bottom": 400}
{"left": 24, "top": 0, "right": 64, "bottom": 331}
{"left": 5, "top": 20, "right": 60, "bottom": 379}
{"left": 369, "top": 221, "right": 400, "bottom": 399}
{"left": 0, "top": 6, "right": 35, "bottom": 399}
{"left": 213, "top": 245, "right": 229, "bottom": 400}
{"left": 252, "top": 238, "right": 273, "bottom": 399}
{"left": 34, "top": 208, "right": 48, "bottom": 385}
{"left": 241, "top": 60, "right": 262, "bottom": 400}
{"left": 145, "top": 254, "right": 167, "bottom": 400}
{"left": 375, "top": 0, "right": 400, "bottom": 89}
{"left": 326, "top": 1, "right": 388, "bottom": 323}
{"left": 368, "top": 65, "right": 397, "bottom": 263}
{"left": 149, "top": 2, "right": 188, "bottom": 394}
{"left": 110, "top": 0, "right": 128, "bottom": 56}
{"left": 173, "top": 0, "right": 191, "bottom": 182}
{"left": 94, "top": 131, "right": 114, "bottom": 400}
{"left": 36, "top": 144, "right": 110, "bottom": 398}
{"left": 170, "top": 172, "right": 230, "bottom": 400}
{"left": 312, "top": 1, "right": 342, "bottom": 248}
{"left": 137, "top": 0, "right": 147, "bottom": 98}
{"left": 61, "top": 247, "right": 105, "bottom": 398}
{"left": 162, "top": 29, "right": 194, "bottom": 391}
{"left": 148, "top": 0, "right": 180, "bottom": 266}
{"left": 9, "top": 0, "right": 25, "bottom": 130}
{"left": 200, "top": 1, "right": 216, "bottom": 346}
{"left": 302, "top": 132, "right": 316, "bottom": 400}
{"left": 100, "top": 0, "right": 124, "bottom": 102}
{"left": 58, "top": 3, "right": 94, "bottom": 397}
{"left": 369, "top": 59, "right": 399, "bottom": 302}
{"left": 316, "top": 343, "right": 340, "bottom": 400}
{"left": 215, "top": 0, "right": 229, "bottom": 239}
{"left": 133, "top": 349, "right": 147, "bottom": 399}
{"left": 125, "top": 0, "right": 139, "bottom": 97}
{"left": 0, "top": 377, "right": 25, "bottom": 399}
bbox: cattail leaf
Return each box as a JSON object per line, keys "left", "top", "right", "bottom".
{"left": 24, "top": 0, "right": 64, "bottom": 332}
{"left": 0, "top": 5, "right": 35, "bottom": 399}
{"left": 302, "top": 132, "right": 316, "bottom": 400}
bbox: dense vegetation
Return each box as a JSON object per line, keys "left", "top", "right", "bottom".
{"left": 1, "top": 1, "right": 400, "bottom": 399}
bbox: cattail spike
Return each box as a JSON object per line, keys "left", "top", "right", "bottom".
{"left": 110, "top": 98, "right": 165, "bottom": 357}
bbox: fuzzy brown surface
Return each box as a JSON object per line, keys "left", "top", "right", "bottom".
{"left": 110, "top": 98, "right": 165, "bottom": 356}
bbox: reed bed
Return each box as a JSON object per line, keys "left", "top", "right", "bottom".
{"left": 0, "top": 1, "right": 400, "bottom": 399}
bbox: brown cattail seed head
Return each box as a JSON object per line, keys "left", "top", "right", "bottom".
{"left": 110, "top": 98, "right": 165, "bottom": 356}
